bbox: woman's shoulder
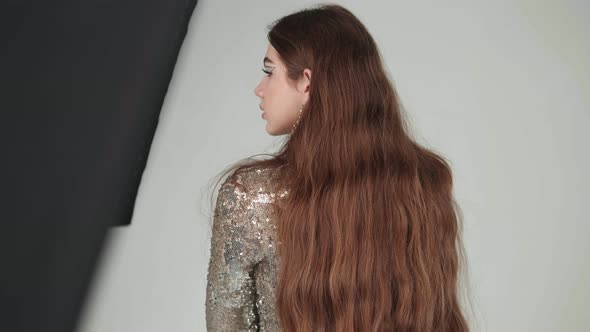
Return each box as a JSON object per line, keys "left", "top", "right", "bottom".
{"left": 223, "top": 165, "right": 286, "bottom": 197}
{"left": 212, "top": 165, "right": 285, "bottom": 263}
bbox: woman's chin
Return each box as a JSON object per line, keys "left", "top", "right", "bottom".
{"left": 264, "top": 123, "right": 275, "bottom": 135}
{"left": 265, "top": 125, "right": 283, "bottom": 136}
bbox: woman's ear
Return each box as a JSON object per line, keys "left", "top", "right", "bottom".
{"left": 303, "top": 68, "right": 312, "bottom": 92}
{"left": 298, "top": 68, "right": 312, "bottom": 99}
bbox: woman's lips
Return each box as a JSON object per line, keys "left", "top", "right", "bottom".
{"left": 262, "top": 112, "right": 266, "bottom": 119}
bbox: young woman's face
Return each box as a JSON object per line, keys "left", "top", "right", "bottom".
{"left": 254, "top": 44, "right": 311, "bottom": 136}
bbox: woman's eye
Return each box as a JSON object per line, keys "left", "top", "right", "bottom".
{"left": 262, "top": 68, "right": 272, "bottom": 76}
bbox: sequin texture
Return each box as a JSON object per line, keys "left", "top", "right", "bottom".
{"left": 206, "top": 166, "right": 287, "bottom": 331}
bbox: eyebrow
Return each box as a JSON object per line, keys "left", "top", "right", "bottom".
{"left": 263, "top": 57, "right": 274, "bottom": 66}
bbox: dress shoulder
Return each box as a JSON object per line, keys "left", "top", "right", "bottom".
{"left": 226, "top": 165, "right": 285, "bottom": 195}
{"left": 205, "top": 165, "right": 285, "bottom": 331}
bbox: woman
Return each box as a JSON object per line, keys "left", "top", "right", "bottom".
{"left": 205, "top": 3, "right": 471, "bottom": 331}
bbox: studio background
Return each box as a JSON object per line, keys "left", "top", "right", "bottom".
{"left": 77, "top": 1, "right": 590, "bottom": 331}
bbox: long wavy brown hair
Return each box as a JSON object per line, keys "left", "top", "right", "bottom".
{"left": 208, "top": 3, "right": 473, "bottom": 331}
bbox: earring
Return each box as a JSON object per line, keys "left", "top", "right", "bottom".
{"left": 290, "top": 106, "right": 304, "bottom": 135}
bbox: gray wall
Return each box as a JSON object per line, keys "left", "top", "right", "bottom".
{"left": 77, "top": 1, "right": 590, "bottom": 331}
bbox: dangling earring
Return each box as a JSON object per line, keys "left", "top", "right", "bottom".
{"left": 290, "top": 106, "right": 304, "bottom": 135}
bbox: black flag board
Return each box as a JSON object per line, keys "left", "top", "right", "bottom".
{"left": 0, "top": 1, "right": 199, "bottom": 331}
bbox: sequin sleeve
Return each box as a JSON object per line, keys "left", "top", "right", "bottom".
{"left": 205, "top": 174, "right": 266, "bottom": 331}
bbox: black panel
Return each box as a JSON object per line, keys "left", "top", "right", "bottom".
{"left": 0, "top": 0, "right": 199, "bottom": 331}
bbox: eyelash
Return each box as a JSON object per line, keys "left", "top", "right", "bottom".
{"left": 262, "top": 68, "right": 272, "bottom": 76}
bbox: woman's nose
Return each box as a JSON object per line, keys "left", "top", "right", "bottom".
{"left": 254, "top": 85, "right": 262, "bottom": 98}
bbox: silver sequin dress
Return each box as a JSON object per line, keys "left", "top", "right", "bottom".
{"left": 206, "top": 166, "right": 288, "bottom": 331}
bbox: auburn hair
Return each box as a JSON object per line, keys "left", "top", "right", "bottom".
{"left": 208, "top": 3, "right": 473, "bottom": 331}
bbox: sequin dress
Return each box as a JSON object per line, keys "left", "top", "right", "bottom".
{"left": 206, "top": 166, "right": 288, "bottom": 331}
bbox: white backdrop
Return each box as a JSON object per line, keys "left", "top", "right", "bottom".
{"left": 77, "top": 1, "right": 590, "bottom": 331}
